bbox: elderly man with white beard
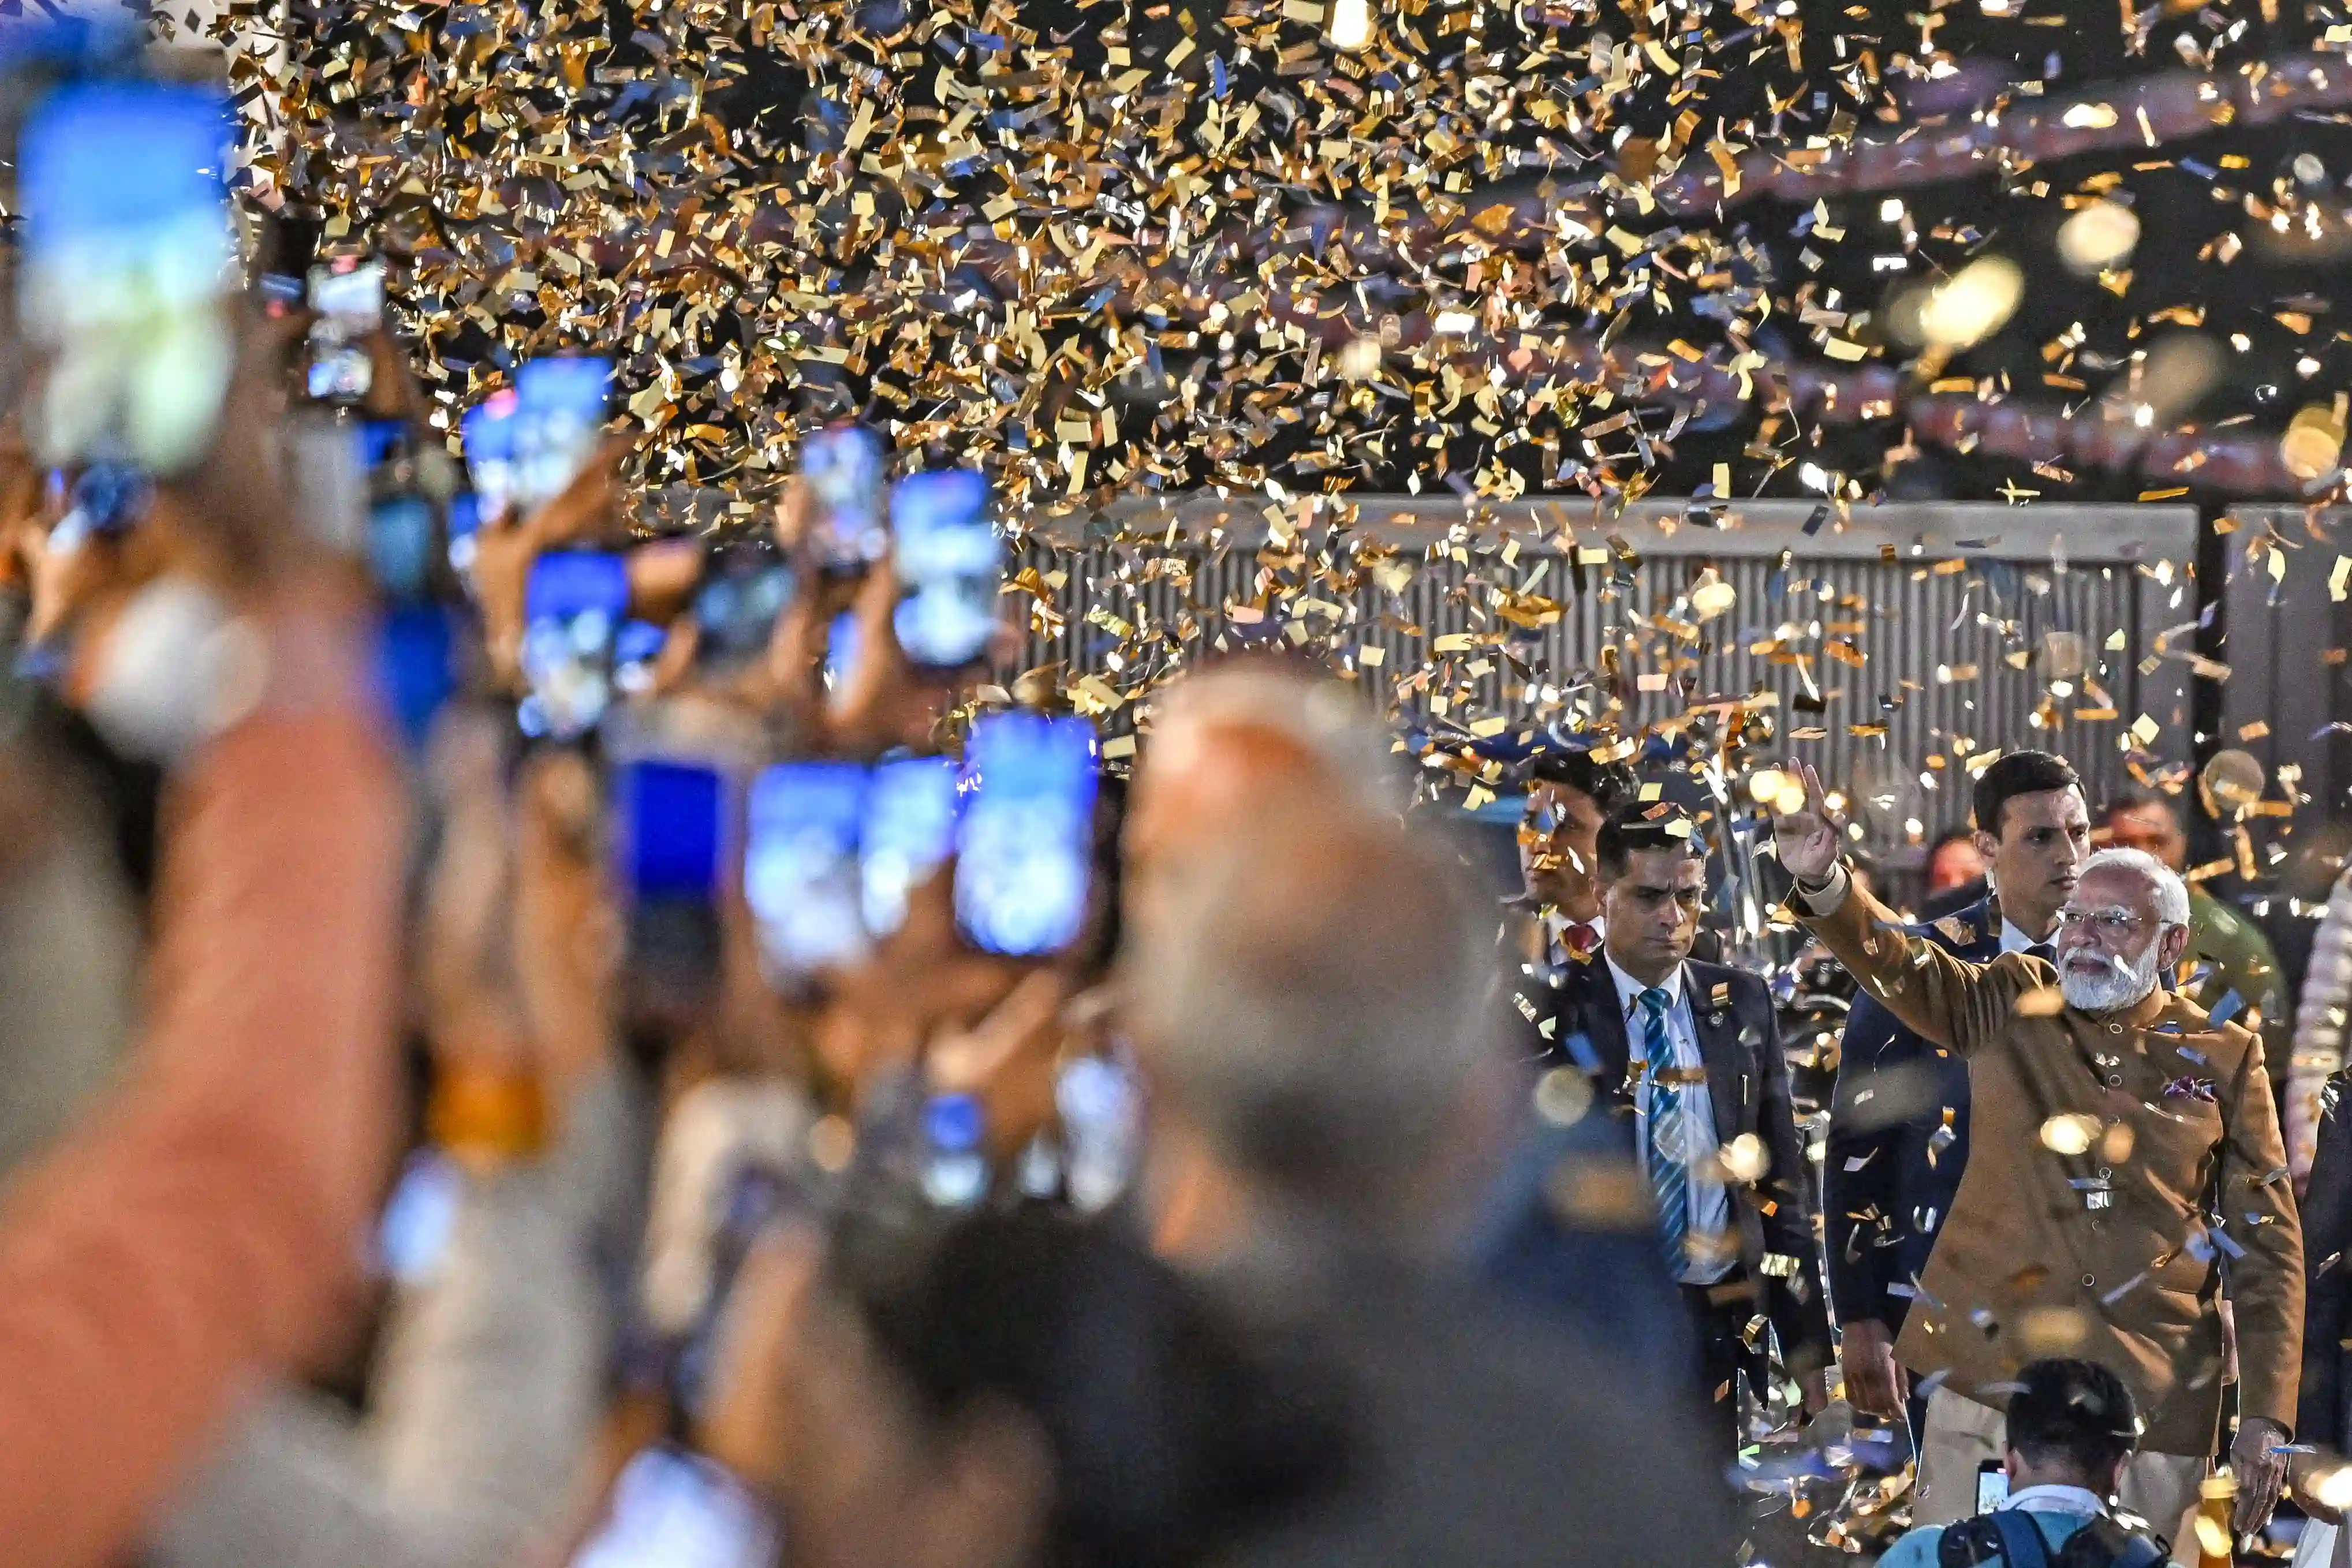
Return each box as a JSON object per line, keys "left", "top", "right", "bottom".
{"left": 1769, "top": 764, "right": 2302, "bottom": 1557}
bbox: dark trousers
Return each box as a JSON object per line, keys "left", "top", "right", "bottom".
{"left": 1682, "top": 1270, "right": 1772, "bottom": 1420}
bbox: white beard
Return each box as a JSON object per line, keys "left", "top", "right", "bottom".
{"left": 2059, "top": 944, "right": 2163, "bottom": 1013}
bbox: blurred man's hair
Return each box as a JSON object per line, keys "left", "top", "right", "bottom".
{"left": 2100, "top": 783, "right": 2176, "bottom": 828}
{"left": 1928, "top": 826, "right": 1978, "bottom": 858}
{"left": 829, "top": 1205, "right": 1336, "bottom": 1568}
{"left": 1146, "top": 660, "right": 1406, "bottom": 820}
{"left": 1124, "top": 809, "right": 1498, "bottom": 1211}
{"left": 1594, "top": 804, "right": 1703, "bottom": 885}
{"left": 1970, "top": 751, "right": 2081, "bottom": 839}
{"left": 1521, "top": 748, "right": 1636, "bottom": 816}
{"left": 2003, "top": 1358, "right": 2138, "bottom": 1480}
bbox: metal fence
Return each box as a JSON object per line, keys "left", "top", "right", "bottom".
{"left": 1009, "top": 496, "right": 2198, "bottom": 834}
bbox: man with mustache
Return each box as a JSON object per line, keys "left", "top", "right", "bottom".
{"left": 1772, "top": 764, "right": 2302, "bottom": 1554}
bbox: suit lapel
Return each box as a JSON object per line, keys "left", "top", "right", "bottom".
{"left": 1684, "top": 961, "right": 1749, "bottom": 1145}
{"left": 1558, "top": 958, "right": 1633, "bottom": 1092}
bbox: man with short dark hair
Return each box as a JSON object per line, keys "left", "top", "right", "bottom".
{"left": 1827, "top": 751, "right": 2089, "bottom": 1421}
{"left": 1876, "top": 1359, "right": 2164, "bottom": 1568}
{"left": 1539, "top": 802, "right": 1830, "bottom": 1418}
{"left": 1514, "top": 746, "right": 1637, "bottom": 962}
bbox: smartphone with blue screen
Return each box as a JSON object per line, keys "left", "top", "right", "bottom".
{"left": 369, "top": 495, "right": 437, "bottom": 605}
{"left": 305, "top": 257, "right": 382, "bottom": 404}
{"left": 744, "top": 761, "right": 869, "bottom": 980}
{"left": 693, "top": 543, "right": 794, "bottom": 670}
{"left": 1975, "top": 1459, "right": 2008, "bottom": 1514}
{"left": 955, "top": 714, "right": 1098, "bottom": 956}
{"left": 519, "top": 550, "right": 630, "bottom": 741}
{"left": 891, "top": 469, "right": 1002, "bottom": 669}
{"left": 45, "top": 462, "right": 150, "bottom": 555}
{"left": 569, "top": 1446, "right": 777, "bottom": 1568}
{"left": 804, "top": 423, "right": 886, "bottom": 574}
{"left": 615, "top": 759, "right": 726, "bottom": 996}
{"left": 461, "top": 389, "right": 521, "bottom": 525}
{"left": 17, "top": 81, "right": 236, "bottom": 473}
{"left": 514, "top": 356, "right": 611, "bottom": 512}
{"left": 863, "top": 755, "right": 961, "bottom": 936}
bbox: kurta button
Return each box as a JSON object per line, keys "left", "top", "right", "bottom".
{"left": 2081, "top": 1274, "right": 2097, "bottom": 1287}
{"left": 2098, "top": 1166, "right": 2112, "bottom": 1178}
{"left": 2108, "top": 1022, "right": 2123, "bottom": 1034}
{"left": 2107, "top": 1074, "right": 2123, "bottom": 1087}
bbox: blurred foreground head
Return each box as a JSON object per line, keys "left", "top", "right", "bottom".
{"left": 1123, "top": 663, "right": 1498, "bottom": 1226}
{"left": 1127, "top": 659, "right": 1402, "bottom": 891}
{"left": 711, "top": 1207, "right": 1326, "bottom": 1568}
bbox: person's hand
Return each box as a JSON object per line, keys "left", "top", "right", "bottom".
{"left": 417, "top": 705, "right": 618, "bottom": 1145}
{"left": 697, "top": 1223, "right": 826, "bottom": 1486}
{"left": 2232, "top": 1415, "right": 2290, "bottom": 1535}
{"left": 927, "top": 966, "right": 1076, "bottom": 1162}
{"left": 1770, "top": 761, "right": 1841, "bottom": 886}
{"left": 472, "top": 431, "right": 633, "bottom": 689}
{"left": 146, "top": 297, "right": 318, "bottom": 595}
{"left": 1837, "top": 1319, "right": 1907, "bottom": 1421}
{"left": 826, "top": 557, "right": 955, "bottom": 755}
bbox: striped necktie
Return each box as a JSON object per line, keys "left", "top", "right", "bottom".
{"left": 1638, "top": 987, "right": 1688, "bottom": 1277}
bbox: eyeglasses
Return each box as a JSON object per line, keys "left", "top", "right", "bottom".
{"left": 2054, "top": 905, "right": 2153, "bottom": 939}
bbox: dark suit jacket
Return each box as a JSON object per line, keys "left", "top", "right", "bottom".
{"left": 2301, "top": 1072, "right": 2352, "bottom": 1448}
{"left": 1545, "top": 951, "right": 1833, "bottom": 1376}
{"left": 1823, "top": 897, "right": 1997, "bottom": 1331}
{"left": 1209, "top": 1245, "right": 1738, "bottom": 1568}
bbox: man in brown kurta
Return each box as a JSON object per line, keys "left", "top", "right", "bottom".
{"left": 1772, "top": 764, "right": 2300, "bottom": 1549}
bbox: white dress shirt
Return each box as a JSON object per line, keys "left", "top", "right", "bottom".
{"left": 1999, "top": 916, "right": 2052, "bottom": 956}
{"left": 1605, "top": 955, "right": 1735, "bottom": 1286}
{"left": 1541, "top": 910, "right": 1606, "bottom": 966}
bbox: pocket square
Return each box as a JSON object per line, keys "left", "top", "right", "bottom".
{"left": 2160, "top": 1075, "right": 2219, "bottom": 1103}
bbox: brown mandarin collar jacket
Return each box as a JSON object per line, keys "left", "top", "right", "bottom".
{"left": 1794, "top": 863, "right": 2302, "bottom": 1456}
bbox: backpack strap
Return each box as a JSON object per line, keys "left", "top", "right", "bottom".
{"left": 1987, "top": 1510, "right": 2056, "bottom": 1568}
{"left": 2051, "top": 1515, "right": 2167, "bottom": 1568}
{"left": 1939, "top": 1513, "right": 2055, "bottom": 1568}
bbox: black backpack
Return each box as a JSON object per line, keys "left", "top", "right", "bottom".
{"left": 1937, "top": 1510, "right": 2168, "bottom": 1568}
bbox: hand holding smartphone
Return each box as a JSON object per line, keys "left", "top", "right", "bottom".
{"left": 744, "top": 760, "right": 870, "bottom": 981}
{"left": 304, "top": 257, "right": 384, "bottom": 403}
{"left": 955, "top": 713, "right": 1099, "bottom": 957}
{"left": 17, "top": 81, "right": 237, "bottom": 474}
{"left": 514, "top": 357, "right": 614, "bottom": 513}
{"left": 802, "top": 423, "right": 886, "bottom": 575}
{"left": 890, "top": 468, "right": 1002, "bottom": 670}
{"left": 614, "top": 759, "right": 727, "bottom": 1000}
{"left": 518, "top": 550, "right": 631, "bottom": 741}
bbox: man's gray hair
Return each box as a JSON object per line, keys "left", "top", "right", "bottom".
{"left": 2079, "top": 846, "right": 2190, "bottom": 928}
{"left": 1123, "top": 813, "right": 1499, "bottom": 1209}
{"left": 1147, "top": 662, "right": 1409, "bottom": 820}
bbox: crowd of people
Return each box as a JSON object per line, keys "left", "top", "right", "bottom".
{"left": 6, "top": 46, "right": 2352, "bottom": 1568}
